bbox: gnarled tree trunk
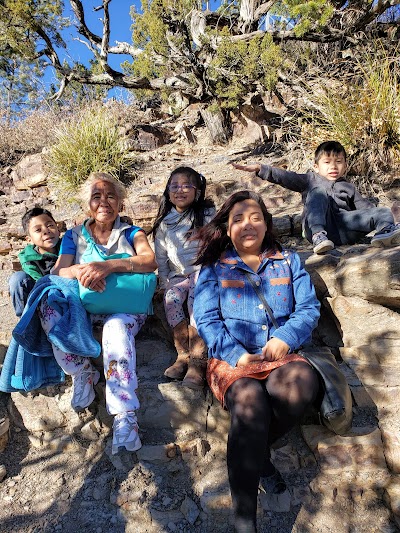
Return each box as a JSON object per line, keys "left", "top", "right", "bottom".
{"left": 200, "top": 104, "right": 231, "bottom": 144}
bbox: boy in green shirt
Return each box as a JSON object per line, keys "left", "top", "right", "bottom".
{"left": 9, "top": 207, "right": 61, "bottom": 316}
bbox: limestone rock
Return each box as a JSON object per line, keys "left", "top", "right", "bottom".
{"left": 380, "top": 419, "right": 400, "bottom": 474}
{"left": 301, "top": 425, "right": 388, "bottom": 474}
{"left": 136, "top": 443, "right": 178, "bottom": 463}
{"left": 333, "top": 247, "right": 400, "bottom": 308}
{"left": 384, "top": 476, "right": 400, "bottom": 528}
{"left": 10, "top": 391, "right": 66, "bottom": 432}
{"left": 329, "top": 294, "right": 400, "bottom": 366}
{"left": 180, "top": 496, "right": 200, "bottom": 525}
{"left": 259, "top": 489, "right": 291, "bottom": 513}
{"left": 272, "top": 214, "right": 292, "bottom": 236}
{"left": 0, "top": 416, "right": 9, "bottom": 453}
{"left": 303, "top": 252, "right": 341, "bottom": 298}
{"left": 11, "top": 154, "right": 47, "bottom": 190}
{"left": 340, "top": 347, "right": 400, "bottom": 388}
{"left": 0, "top": 242, "right": 12, "bottom": 255}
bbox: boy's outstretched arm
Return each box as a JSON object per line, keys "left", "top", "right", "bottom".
{"left": 232, "top": 163, "right": 261, "bottom": 173}
{"left": 232, "top": 162, "right": 310, "bottom": 193}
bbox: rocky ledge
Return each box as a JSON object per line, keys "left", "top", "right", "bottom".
{"left": 0, "top": 150, "right": 399, "bottom": 531}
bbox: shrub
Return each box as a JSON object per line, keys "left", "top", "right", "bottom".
{"left": 0, "top": 107, "right": 63, "bottom": 166}
{"left": 45, "top": 105, "right": 136, "bottom": 201}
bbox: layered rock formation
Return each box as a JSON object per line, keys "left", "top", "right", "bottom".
{"left": 0, "top": 146, "right": 399, "bottom": 531}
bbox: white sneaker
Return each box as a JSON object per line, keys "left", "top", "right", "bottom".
{"left": 71, "top": 364, "right": 100, "bottom": 412}
{"left": 312, "top": 231, "right": 335, "bottom": 254}
{"left": 112, "top": 411, "right": 142, "bottom": 455}
{"left": 371, "top": 223, "right": 400, "bottom": 247}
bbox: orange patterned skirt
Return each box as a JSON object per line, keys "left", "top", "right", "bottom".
{"left": 207, "top": 353, "right": 309, "bottom": 408}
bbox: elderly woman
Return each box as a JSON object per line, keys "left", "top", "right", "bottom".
{"left": 43, "top": 172, "right": 157, "bottom": 454}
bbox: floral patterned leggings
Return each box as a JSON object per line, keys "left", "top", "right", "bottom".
{"left": 39, "top": 295, "right": 146, "bottom": 415}
{"left": 164, "top": 272, "right": 197, "bottom": 329}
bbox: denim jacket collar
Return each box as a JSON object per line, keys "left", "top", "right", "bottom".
{"left": 219, "top": 246, "right": 286, "bottom": 273}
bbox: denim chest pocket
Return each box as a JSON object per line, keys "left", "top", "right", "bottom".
{"left": 219, "top": 279, "right": 246, "bottom": 313}
{"left": 268, "top": 277, "right": 293, "bottom": 312}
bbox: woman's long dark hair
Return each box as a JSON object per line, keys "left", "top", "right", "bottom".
{"left": 149, "top": 167, "right": 215, "bottom": 238}
{"left": 195, "top": 190, "right": 281, "bottom": 266}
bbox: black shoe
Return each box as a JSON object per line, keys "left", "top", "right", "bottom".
{"left": 259, "top": 466, "right": 287, "bottom": 494}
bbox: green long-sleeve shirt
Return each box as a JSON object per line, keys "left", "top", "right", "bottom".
{"left": 18, "top": 241, "right": 61, "bottom": 281}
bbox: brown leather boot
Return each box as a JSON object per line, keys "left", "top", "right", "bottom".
{"left": 182, "top": 325, "right": 207, "bottom": 389}
{"left": 164, "top": 320, "right": 190, "bottom": 380}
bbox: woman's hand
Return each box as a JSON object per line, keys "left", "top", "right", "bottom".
{"left": 262, "top": 338, "right": 290, "bottom": 362}
{"left": 232, "top": 163, "right": 261, "bottom": 174}
{"left": 236, "top": 352, "right": 264, "bottom": 367}
{"left": 74, "top": 262, "right": 110, "bottom": 292}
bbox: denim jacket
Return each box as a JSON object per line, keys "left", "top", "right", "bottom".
{"left": 193, "top": 247, "right": 320, "bottom": 367}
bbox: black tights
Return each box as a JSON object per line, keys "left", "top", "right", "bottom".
{"left": 224, "top": 362, "right": 319, "bottom": 532}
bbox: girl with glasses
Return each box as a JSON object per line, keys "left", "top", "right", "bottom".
{"left": 149, "top": 167, "right": 215, "bottom": 388}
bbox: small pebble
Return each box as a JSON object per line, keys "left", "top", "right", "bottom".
{"left": 163, "top": 496, "right": 172, "bottom": 506}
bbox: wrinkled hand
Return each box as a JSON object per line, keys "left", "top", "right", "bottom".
{"left": 236, "top": 352, "right": 264, "bottom": 367}
{"left": 232, "top": 163, "right": 261, "bottom": 174}
{"left": 261, "top": 338, "right": 290, "bottom": 362}
{"left": 72, "top": 262, "right": 109, "bottom": 292}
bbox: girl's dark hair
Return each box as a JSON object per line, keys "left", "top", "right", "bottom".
{"left": 149, "top": 166, "right": 215, "bottom": 238}
{"left": 195, "top": 190, "right": 281, "bottom": 266}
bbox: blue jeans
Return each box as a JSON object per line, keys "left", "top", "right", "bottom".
{"left": 9, "top": 271, "right": 35, "bottom": 317}
{"left": 304, "top": 186, "right": 394, "bottom": 245}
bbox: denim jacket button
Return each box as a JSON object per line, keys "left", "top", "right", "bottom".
{"left": 262, "top": 325, "right": 267, "bottom": 330}
{"left": 255, "top": 281, "right": 260, "bottom": 286}
{"left": 258, "top": 304, "right": 264, "bottom": 309}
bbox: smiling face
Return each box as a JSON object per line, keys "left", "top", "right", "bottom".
{"left": 27, "top": 214, "right": 60, "bottom": 254}
{"left": 168, "top": 173, "right": 197, "bottom": 213}
{"left": 89, "top": 180, "right": 121, "bottom": 224}
{"left": 314, "top": 151, "right": 347, "bottom": 181}
{"left": 227, "top": 199, "right": 267, "bottom": 257}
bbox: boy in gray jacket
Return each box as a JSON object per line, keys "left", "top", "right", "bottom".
{"left": 234, "top": 141, "right": 400, "bottom": 254}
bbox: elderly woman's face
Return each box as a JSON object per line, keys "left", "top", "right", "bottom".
{"left": 89, "top": 180, "right": 121, "bottom": 224}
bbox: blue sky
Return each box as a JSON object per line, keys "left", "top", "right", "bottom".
{"left": 60, "top": 0, "right": 136, "bottom": 68}
{"left": 46, "top": 1, "right": 140, "bottom": 99}
{"left": 48, "top": 0, "right": 221, "bottom": 99}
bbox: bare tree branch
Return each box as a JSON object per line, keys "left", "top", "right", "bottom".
{"left": 109, "top": 41, "right": 143, "bottom": 57}
{"left": 70, "top": 0, "right": 102, "bottom": 46}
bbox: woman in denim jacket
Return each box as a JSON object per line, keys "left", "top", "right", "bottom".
{"left": 193, "top": 191, "right": 320, "bottom": 533}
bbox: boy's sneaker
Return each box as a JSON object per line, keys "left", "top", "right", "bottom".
{"left": 371, "top": 223, "right": 400, "bottom": 247}
{"left": 112, "top": 411, "right": 142, "bottom": 455}
{"left": 71, "top": 364, "right": 100, "bottom": 412}
{"left": 312, "top": 231, "right": 335, "bottom": 254}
